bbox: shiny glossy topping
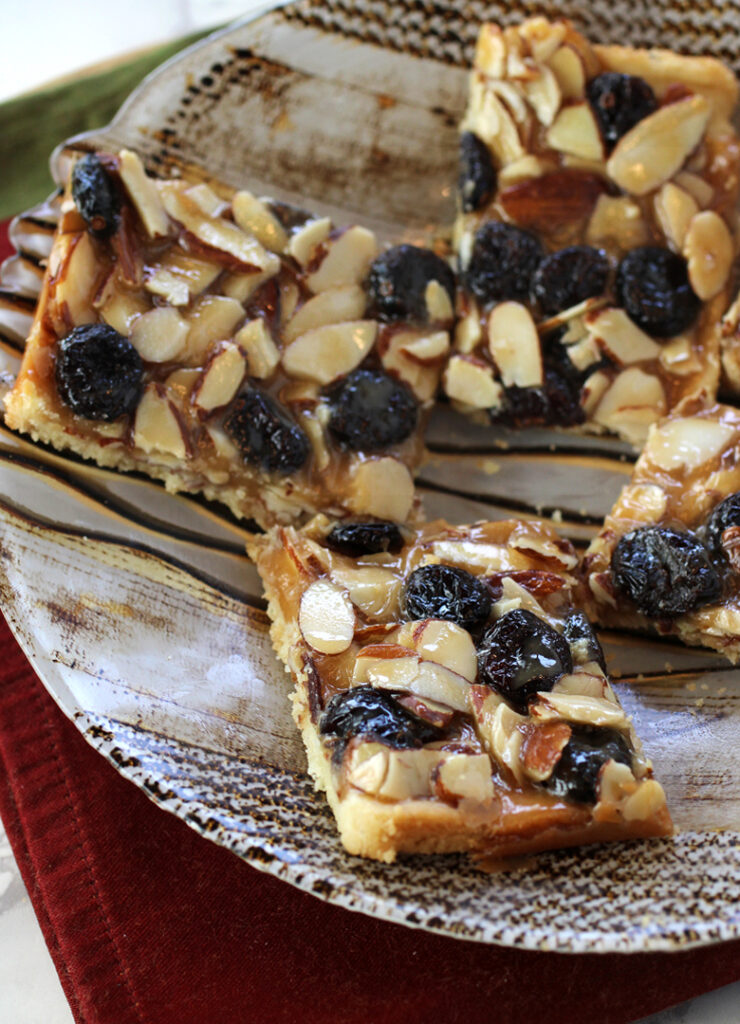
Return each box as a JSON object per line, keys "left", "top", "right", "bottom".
{"left": 562, "top": 611, "right": 606, "bottom": 672}
{"left": 326, "top": 520, "right": 404, "bottom": 558}
{"left": 490, "top": 367, "right": 585, "bottom": 429}
{"left": 477, "top": 608, "right": 573, "bottom": 710}
{"left": 56, "top": 324, "right": 142, "bottom": 421}
{"left": 320, "top": 685, "right": 443, "bottom": 751}
{"left": 71, "top": 154, "right": 120, "bottom": 238}
{"left": 700, "top": 493, "right": 740, "bottom": 564}
{"left": 544, "top": 724, "right": 633, "bottom": 804}
{"left": 365, "top": 244, "right": 455, "bottom": 324}
{"left": 530, "top": 245, "right": 609, "bottom": 317}
{"left": 458, "top": 131, "right": 497, "bottom": 213}
{"left": 326, "top": 369, "right": 418, "bottom": 452}
{"left": 466, "top": 222, "right": 544, "bottom": 306}
{"left": 401, "top": 564, "right": 492, "bottom": 632}
{"left": 585, "top": 72, "right": 658, "bottom": 153}
{"left": 611, "top": 525, "right": 722, "bottom": 618}
{"left": 615, "top": 246, "right": 701, "bottom": 338}
{"left": 224, "top": 389, "right": 310, "bottom": 474}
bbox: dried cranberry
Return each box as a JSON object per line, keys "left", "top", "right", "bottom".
{"left": 71, "top": 154, "right": 119, "bottom": 238}
{"left": 586, "top": 72, "right": 658, "bottom": 153}
{"left": 562, "top": 611, "right": 607, "bottom": 673}
{"left": 366, "top": 245, "right": 455, "bottom": 324}
{"left": 401, "top": 564, "right": 491, "bottom": 632}
{"left": 56, "top": 323, "right": 142, "bottom": 421}
{"left": 700, "top": 492, "right": 740, "bottom": 563}
{"left": 224, "top": 389, "right": 310, "bottom": 474}
{"left": 326, "top": 369, "right": 418, "bottom": 452}
{"left": 477, "top": 609, "right": 572, "bottom": 710}
{"left": 530, "top": 245, "right": 609, "bottom": 316}
{"left": 611, "top": 525, "right": 721, "bottom": 618}
{"left": 616, "top": 246, "right": 701, "bottom": 338}
{"left": 326, "top": 520, "right": 404, "bottom": 557}
{"left": 320, "top": 686, "right": 443, "bottom": 751}
{"left": 459, "top": 132, "right": 497, "bottom": 213}
{"left": 466, "top": 222, "right": 544, "bottom": 306}
{"left": 544, "top": 724, "right": 633, "bottom": 804}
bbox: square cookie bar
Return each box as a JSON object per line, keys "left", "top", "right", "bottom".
{"left": 445, "top": 17, "right": 740, "bottom": 446}
{"left": 582, "top": 398, "right": 740, "bottom": 660}
{"left": 248, "top": 515, "right": 671, "bottom": 862}
{"left": 4, "top": 150, "right": 456, "bottom": 527}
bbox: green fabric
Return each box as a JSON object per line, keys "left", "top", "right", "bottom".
{"left": 0, "top": 29, "right": 215, "bottom": 220}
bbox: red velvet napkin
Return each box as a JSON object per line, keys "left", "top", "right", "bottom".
{"left": 1, "top": 224, "right": 739, "bottom": 1024}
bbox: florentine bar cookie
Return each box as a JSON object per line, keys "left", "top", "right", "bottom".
{"left": 444, "top": 17, "right": 740, "bottom": 446}
{"left": 5, "top": 150, "right": 456, "bottom": 527}
{"left": 583, "top": 398, "right": 740, "bottom": 660}
{"left": 248, "top": 515, "right": 671, "bottom": 862}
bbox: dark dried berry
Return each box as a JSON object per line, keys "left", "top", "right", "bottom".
{"left": 326, "top": 369, "right": 418, "bottom": 452}
{"left": 55, "top": 323, "right": 142, "bottom": 421}
{"left": 401, "top": 564, "right": 491, "bottom": 632}
{"left": 320, "top": 685, "right": 443, "bottom": 752}
{"left": 366, "top": 244, "right": 456, "bottom": 323}
{"left": 459, "top": 131, "right": 497, "bottom": 213}
{"left": 477, "top": 609, "right": 572, "bottom": 710}
{"left": 224, "top": 388, "right": 310, "bottom": 474}
{"left": 586, "top": 72, "right": 658, "bottom": 153}
{"left": 616, "top": 246, "right": 701, "bottom": 338}
{"left": 489, "top": 369, "right": 585, "bottom": 429}
{"left": 326, "top": 520, "right": 404, "bottom": 557}
{"left": 544, "top": 724, "right": 633, "bottom": 804}
{"left": 611, "top": 525, "right": 722, "bottom": 618}
{"left": 71, "top": 154, "right": 119, "bottom": 238}
{"left": 562, "top": 611, "right": 606, "bottom": 673}
{"left": 700, "top": 492, "right": 740, "bottom": 563}
{"left": 466, "top": 221, "right": 544, "bottom": 306}
{"left": 531, "top": 245, "right": 609, "bottom": 316}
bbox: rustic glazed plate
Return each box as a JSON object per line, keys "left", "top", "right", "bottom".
{"left": 2, "top": 0, "right": 740, "bottom": 954}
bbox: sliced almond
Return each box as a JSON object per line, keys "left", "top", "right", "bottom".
{"left": 130, "top": 306, "right": 189, "bottom": 363}
{"left": 306, "top": 227, "right": 378, "bottom": 292}
{"left": 435, "top": 754, "right": 494, "bottom": 804}
{"left": 374, "top": 657, "right": 472, "bottom": 713}
{"left": 519, "top": 18, "right": 566, "bottom": 62}
{"left": 581, "top": 368, "right": 611, "bottom": 416}
{"left": 565, "top": 333, "right": 601, "bottom": 373}
{"left": 377, "top": 749, "right": 442, "bottom": 801}
{"left": 284, "top": 285, "right": 366, "bottom": 343}
{"left": 500, "top": 170, "right": 606, "bottom": 232}
{"left": 530, "top": 692, "right": 629, "bottom": 730}
{"left": 221, "top": 267, "right": 277, "bottom": 303}
{"left": 597, "top": 760, "right": 637, "bottom": 807}
{"left": 99, "top": 284, "right": 149, "bottom": 335}
{"left": 482, "top": 700, "right": 528, "bottom": 784}
{"left": 231, "top": 191, "right": 288, "bottom": 252}
{"left": 55, "top": 232, "right": 99, "bottom": 326}
{"left": 593, "top": 368, "right": 666, "bottom": 445}
{"left": 165, "top": 367, "right": 200, "bottom": 407}
{"left": 674, "top": 170, "right": 714, "bottom": 208}
{"left": 489, "top": 81, "right": 530, "bottom": 125}
{"left": 425, "top": 279, "right": 454, "bottom": 322}
{"left": 288, "top": 217, "right": 332, "bottom": 267}
{"left": 345, "top": 743, "right": 389, "bottom": 796}
{"left": 410, "top": 619, "right": 478, "bottom": 682}
{"left": 644, "top": 415, "right": 735, "bottom": 472}
{"left": 498, "top": 155, "right": 556, "bottom": 188}
{"left": 159, "top": 181, "right": 279, "bottom": 274}
{"left": 193, "top": 342, "right": 246, "bottom": 412}
{"left": 346, "top": 458, "right": 414, "bottom": 522}
{"left": 145, "top": 249, "right": 221, "bottom": 307}
{"left": 463, "top": 78, "right": 525, "bottom": 165}
{"left": 614, "top": 483, "right": 667, "bottom": 525}
{"left": 454, "top": 306, "right": 483, "bottom": 354}
{"left": 443, "top": 355, "right": 503, "bottom": 410}
{"left": 654, "top": 183, "right": 699, "bottom": 251}
{"left": 183, "top": 183, "right": 225, "bottom": 217}
{"left": 586, "top": 307, "right": 661, "bottom": 365}
{"left": 659, "top": 334, "right": 701, "bottom": 376}
{"left": 523, "top": 64, "right": 561, "bottom": 126}
{"left": 299, "top": 579, "right": 355, "bottom": 655}
{"left": 330, "top": 566, "right": 401, "bottom": 619}
{"left": 381, "top": 330, "right": 442, "bottom": 403}
{"left": 509, "top": 532, "right": 578, "bottom": 570}
{"left": 621, "top": 779, "right": 668, "bottom": 822}
{"left": 606, "top": 95, "right": 710, "bottom": 196}
{"left": 474, "top": 23, "right": 506, "bottom": 77}
{"left": 234, "top": 318, "right": 280, "bottom": 379}
{"left": 118, "top": 149, "right": 169, "bottom": 238}
{"left": 133, "top": 383, "right": 188, "bottom": 458}
{"left": 488, "top": 302, "right": 543, "bottom": 388}
{"left": 520, "top": 721, "right": 572, "bottom": 782}
{"left": 547, "top": 44, "right": 585, "bottom": 99}
{"left": 400, "top": 330, "right": 450, "bottom": 365}
{"left": 586, "top": 195, "right": 649, "bottom": 251}
{"left": 546, "top": 103, "right": 603, "bottom": 161}
{"left": 185, "top": 295, "right": 245, "bottom": 364}
{"left": 683, "top": 210, "right": 734, "bottom": 300}
{"left": 282, "top": 320, "right": 377, "bottom": 383}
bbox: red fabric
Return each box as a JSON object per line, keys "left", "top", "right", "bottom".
{"left": 2, "top": 222, "right": 740, "bottom": 1024}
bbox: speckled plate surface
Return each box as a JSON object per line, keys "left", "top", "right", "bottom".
{"left": 2, "top": 0, "right": 740, "bottom": 954}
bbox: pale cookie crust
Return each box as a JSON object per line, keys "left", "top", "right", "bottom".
{"left": 249, "top": 516, "right": 671, "bottom": 863}
{"left": 582, "top": 397, "right": 740, "bottom": 660}
{"left": 448, "top": 17, "right": 740, "bottom": 447}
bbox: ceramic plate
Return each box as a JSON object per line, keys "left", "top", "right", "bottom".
{"left": 2, "top": 0, "right": 740, "bottom": 954}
